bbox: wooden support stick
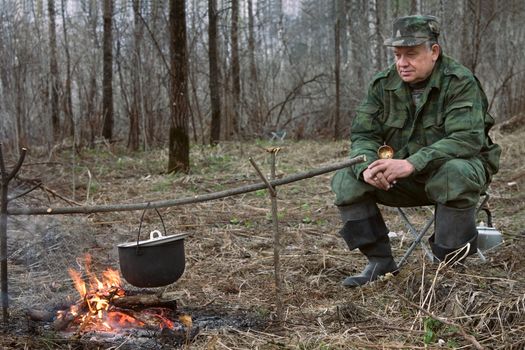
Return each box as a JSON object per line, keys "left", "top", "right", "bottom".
{"left": 269, "top": 149, "right": 284, "bottom": 323}
{"left": 249, "top": 149, "right": 284, "bottom": 323}
{"left": 0, "top": 144, "right": 27, "bottom": 323}
{"left": 8, "top": 155, "right": 366, "bottom": 216}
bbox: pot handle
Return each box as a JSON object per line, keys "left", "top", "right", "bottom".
{"left": 149, "top": 230, "right": 163, "bottom": 239}
{"left": 136, "top": 204, "right": 168, "bottom": 253}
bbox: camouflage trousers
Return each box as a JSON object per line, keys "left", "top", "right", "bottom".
{"left": 331, "top": 158, "right": 487, "bottom": 209}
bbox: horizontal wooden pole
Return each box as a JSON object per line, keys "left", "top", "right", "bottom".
{"left": 8, "top": 155, "right": 365, "bottom": 216}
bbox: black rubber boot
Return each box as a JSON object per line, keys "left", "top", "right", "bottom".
{"left": 429, "top": 204, "right": 478, "bottom": 264}
{"left": 342, "top": 236, "right": 398, "bottom": 287}
{"left": 338, "top": 201, "right": 397, "bottom": 288}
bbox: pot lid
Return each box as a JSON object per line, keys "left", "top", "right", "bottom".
{"left": 118, "top": 230, "right": 189, "bottom": 248}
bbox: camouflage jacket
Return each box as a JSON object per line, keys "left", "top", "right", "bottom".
{"left": 349, "top": 54, "right": 501, "bottom": 180}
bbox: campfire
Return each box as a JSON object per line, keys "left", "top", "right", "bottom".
{"left": 54, "top": 255, "right": 191, "bottom": 335}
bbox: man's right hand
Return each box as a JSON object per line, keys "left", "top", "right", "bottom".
{"left": 364, "top": 159, "right": 415, "bottom": 191}
{"left": 363, "top": 167, "right": 392, "bottom": 191}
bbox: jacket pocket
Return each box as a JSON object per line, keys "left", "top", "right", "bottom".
{"left": 356, "top": 104, "right": 381, "bottom": 119}
{"left": 381, "top": 109, "right": 408, "bottom": 153}
{"left": 383, "top": 110, "right": 408, "bottom": 129}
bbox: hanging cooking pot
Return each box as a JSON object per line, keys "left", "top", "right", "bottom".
{"left": 118, "top": 207, "right": 188, "bottom": 288}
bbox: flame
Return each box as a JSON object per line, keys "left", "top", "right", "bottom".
{"left": 68, "top": 268, "right": 86, "bottom": 297}
{"left": 61, "top": 254, "right": 141, "bottom": 331}
{"left": 68, "top": 255, "right": 125, "bottom": 322}
{"left": 59, "top": 254, "right": 184, "bottom": 333}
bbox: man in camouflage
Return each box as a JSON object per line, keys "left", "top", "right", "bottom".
{"left": 331, "top": 15, "right": 501, "bottom": 287}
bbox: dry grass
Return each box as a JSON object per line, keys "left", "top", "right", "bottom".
{"left": 2, "top": 134, "right": 524, "bottom": 349}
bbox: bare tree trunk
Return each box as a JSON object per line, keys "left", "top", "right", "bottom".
{"left": 128, "top": 0, "right": 142, "bottom": 151}
{"left": 247, "top": 0, "right": 257, "bottom": 81}
{"left": 230, "top": 0, "right": 241, "bottom": 138}
{"left": 168, "top": 0, "right": 190, "bottom": 173}
{"left": 189, "top": 0, "right": 205, "bottom": 145}
{"left": 144, "top": 1, "right": 162, "bottom": 148}
{"left": 338, "top": 0, "right": 349, "bottom": 64}
{"left": 333, "top": 0, "right": 341, "bottom": 140}
{"left": 80, "top": 0, "right": 100, "bottom": 148}
{"left": 208, "top": 0, "right": 221, "bottom": 145}
{"left": 102, "top": 0, "right": 114, "bottom": 141}
{"left": 410, "top": 0, "right": 420, "bottom": 14}
{"left": 246, "top": 0, "right": 261, "bottom": 131}
{"left": 60, "top": 0, "right": 74, "bottom": 139}
{"left": 14, "top": 63, "right": 27, "bottom": 149}
{"left": 48, "top": 0, "right": 61, "bottom": 142}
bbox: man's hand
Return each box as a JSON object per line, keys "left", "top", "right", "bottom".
{"left": 364, "top": 159, "right": 415, "bottom": 190}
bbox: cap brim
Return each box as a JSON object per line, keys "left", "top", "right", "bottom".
{"left": 383, "top": 37, "right": 429, "bottom": 47}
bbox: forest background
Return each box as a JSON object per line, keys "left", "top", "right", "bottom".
{"left": 1, "top": 0, "right": 524, "bottom": 171}
{"left": 0, "top": 1, "right": 524, "bottom": 348}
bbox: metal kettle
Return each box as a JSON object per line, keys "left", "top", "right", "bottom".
{"left": 477, "top": 207, "right": 503, "bottom": 251}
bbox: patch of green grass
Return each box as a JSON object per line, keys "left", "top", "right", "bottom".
{"left": 212, "top": 183, "right": 226, "bottom": 191}
{"left": 314, "top": 218, "right": 327, "bottom": 225}
{"left": 88, "top": 181, "right": 100, "bottom": 195}
{"left": 447, "top": 338, "right": 460, "bottom": 348}
{"left": 229, "top": 217, "right": 241, "bottom": 225}
{"left": 254, "top": 139, "right": 273, "bottom": 148}
{"left": 151, "top": 175, "right": 177, "bottom": 192}
{"left": 115, "top": 156, "right": 135, "bottom": 170}
{"left": 243, "top": 219, "right": 254, "bottom": 228}
{"left": 423, "top": 317, "right": 460, "bottom": 346}
{"left": 288, "top": 186, "right": 302, "bottom": 195}
{"left": 200, "top": 153, "right": 234, "bottom": 174}
{"left": 266, "top": 210, "right": 285, "bottom": 221}
{"left": 423, "top": 317, "right": 442, "bottom": 344}
{"left": 255, "top": 189, "right": 267, "bottom": 197}
{"left": 254, "top": 306, "right": 271, "bottom": 318}
{"left": 229, "top": 217, "right": 255, "bottom": 228}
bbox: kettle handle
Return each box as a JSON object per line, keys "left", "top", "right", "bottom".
{"left": 478, "top": 207, "right": 493, "bottom": 227}
{"left": 136, "top": 204, "right": 167, "bottom": 253}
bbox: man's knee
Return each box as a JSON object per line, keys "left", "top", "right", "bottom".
{"left": 425, "top": 158, "right": 486, "bottom": 208}
{"left": 331, "top": 168, "right": 371, "bottom": 206}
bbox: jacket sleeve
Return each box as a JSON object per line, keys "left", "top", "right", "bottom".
{"left": 348, "top": 81, "right": 385, "bottom": 178}
{"left": 406, "top": 76, "right": 486, "bottom": 174}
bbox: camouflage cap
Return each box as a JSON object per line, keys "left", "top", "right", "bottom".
{"left": 384, "top": 15, "right": 440, "bottom": 47}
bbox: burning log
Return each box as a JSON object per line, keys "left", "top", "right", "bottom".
{"left": 49, "top": 256, "right": 189, "bottom": 335}
{"left": 112, "top": 292, "right": 178, "bottom": 309}
{"left": 52, "top": 293, "right": 181, "bottom": 332}
{"left": 53, "top": 310, "right": 78, "bottom": 331}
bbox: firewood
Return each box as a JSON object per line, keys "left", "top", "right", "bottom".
{"left": 112, "top": 293, "right": 177, "bottom": 309}
{"left": 26, "top": 309, "right": 54, "bottom": 322}
{"left": 53, "top": 311, "right": 77, "bottom": 331}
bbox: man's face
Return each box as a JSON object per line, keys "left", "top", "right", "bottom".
{"left": 393, "top": 43, "right": 440, "bottom": 83}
